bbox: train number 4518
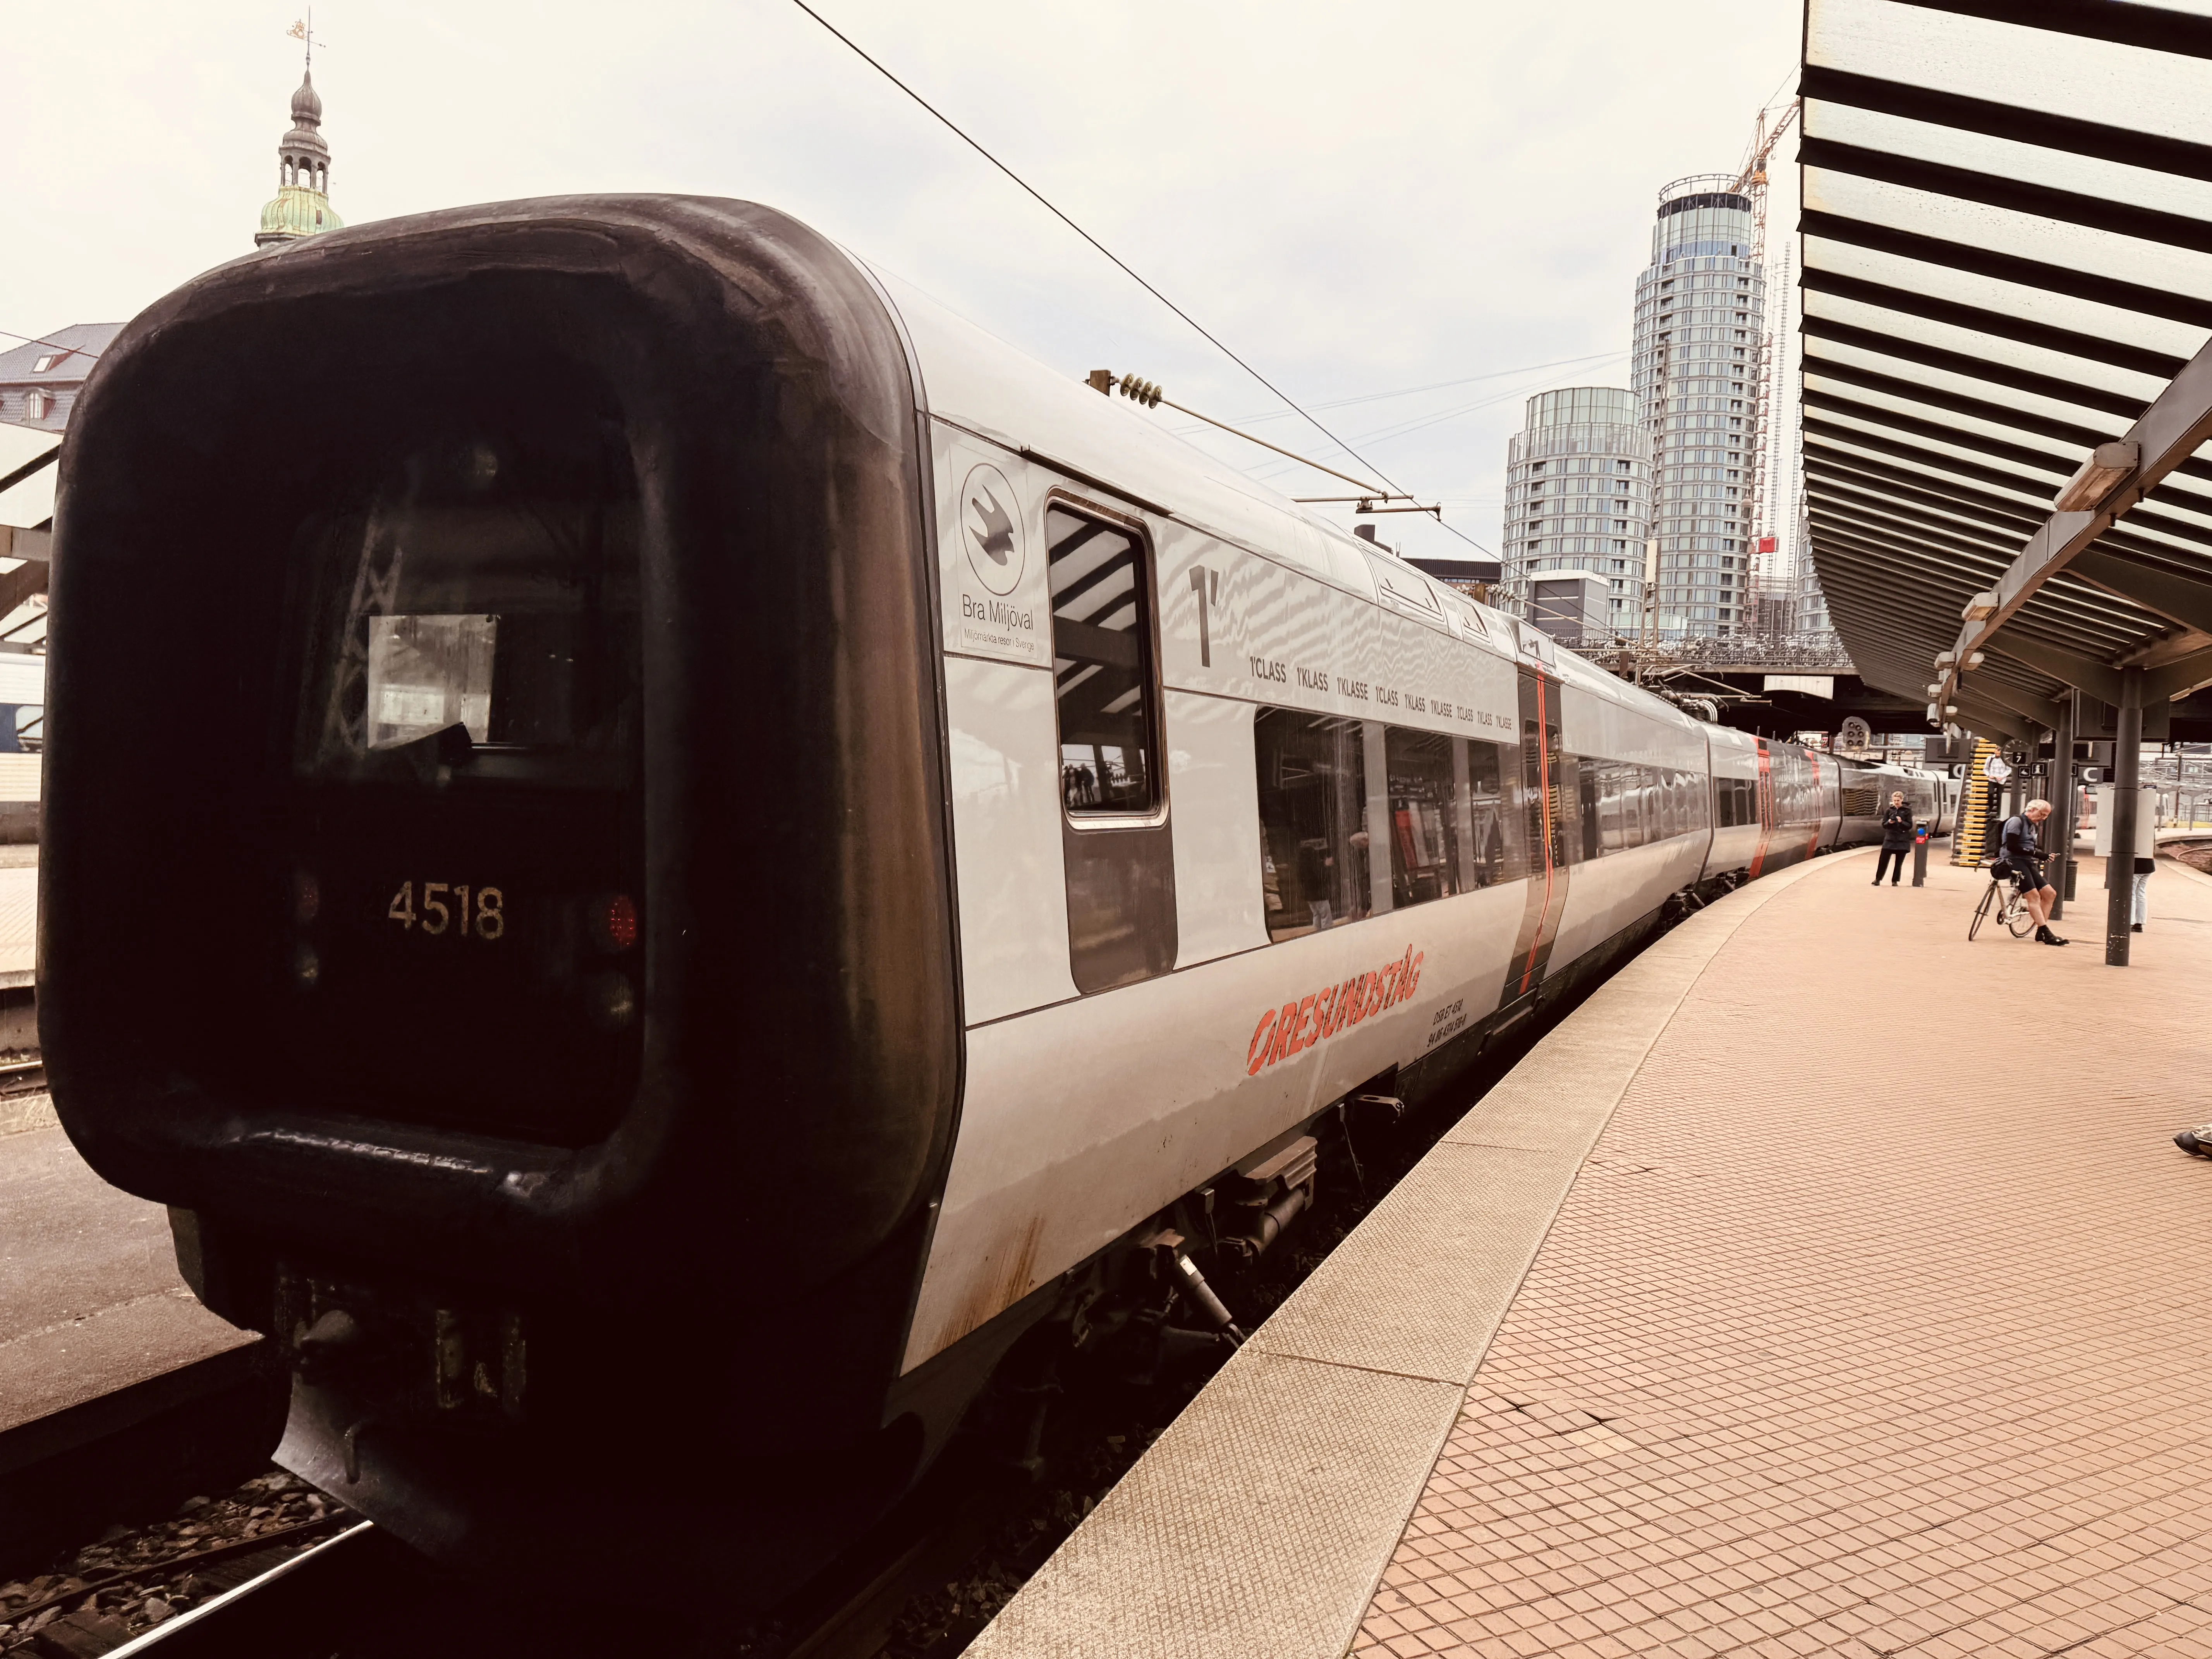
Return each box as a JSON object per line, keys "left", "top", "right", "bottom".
{"left": 388, "top": 881, "right": 505, "bottom": 940}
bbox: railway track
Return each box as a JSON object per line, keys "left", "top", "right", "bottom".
{"left": 57, "top": 1474, "right": 1006, "bottom": 1659}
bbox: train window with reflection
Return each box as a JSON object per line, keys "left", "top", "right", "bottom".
{"left": 1384, "top": 728, "right": 1467, "bottom": 906}
{"left": 291, "top": 412, "right": 642, "bottom": 783}
{"left": 1048, "top": 507, "right": 1159, "bottom": 816}
{"left": 1467, "top": 739, "right": 1525, "bottom": 886}
{"left": 1256, "top": 711, "right": 1370, "bottom": 941}
{"left": 1714, "top": 775, "right": 1753, "bottom": 827}
{"left": 1592, "top": 762, "right": 1630, "bottom": 854}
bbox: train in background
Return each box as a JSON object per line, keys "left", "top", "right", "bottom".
{"left": 42, "top": 196, "right": 1953, "bottom": 1596}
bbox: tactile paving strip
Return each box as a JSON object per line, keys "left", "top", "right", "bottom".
{"left": 972, "top": 1352, "right": 1464, "bottom": 1659}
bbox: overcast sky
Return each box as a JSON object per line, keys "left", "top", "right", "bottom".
{"left": 5, "top": 0, "right": 1803, "bottom": 559}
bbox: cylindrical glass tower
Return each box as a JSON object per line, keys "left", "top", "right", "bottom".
{"left": 1631, "top": 174, "right": 1766, "bottom": 638}
{"left": 1499, "top": 386, "right": 1651, "bottom": 636}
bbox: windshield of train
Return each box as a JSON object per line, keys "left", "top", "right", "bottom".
{"left": 289, "top": 411, "right": 641, "bottom": 784}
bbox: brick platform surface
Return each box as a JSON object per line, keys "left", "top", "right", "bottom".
{"left": 1357, "top": 853, "right": 2212, "bottom": 1659}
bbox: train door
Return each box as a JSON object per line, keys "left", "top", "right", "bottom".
{"left": 1748, "top": 738, "right": 1777, "bottom": 878}
{"left": 1046, "top": 499, "right": 1177, "bottom": 992}
{"left": 1499, "top": 663, "right": 1569, "bottom": 1008}
{"left": 1814, "top": 753, "right": 1842, "bottom": 855}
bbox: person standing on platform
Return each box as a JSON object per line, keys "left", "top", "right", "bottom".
{"left": 2131, "top": 852, "right": 2154, "bottom": 933}
{"left": 1874, "top": 791, "right": 1913, "bottom": 886}
{"left": 1999, "top": 799, "right": 2066, "bottom": 946}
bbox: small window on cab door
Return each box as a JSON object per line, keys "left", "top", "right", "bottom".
{"left": 1048, "top": 505, "right": 1159, "bottom": 817}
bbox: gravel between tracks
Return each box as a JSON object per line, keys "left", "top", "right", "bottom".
{"left": 0, "top": 1467, "right": 354, "bottom": 1652}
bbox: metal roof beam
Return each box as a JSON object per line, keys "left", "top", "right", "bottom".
{"left": 1805, "top": 390, "right": 2076, "bottom": 482}
{"left": 1941, "top": 331, "right": 2212, "bottom": 702}
{"left": 1802, "top": 137, "right": 2212, "bottom": 258}
{"left": 2147, "top": 646, "right": 2212, "bottom": 703}
{"left": 0, "top": 449, "right": 57, "bottom": 499}
{"left": 1959, "top": 675, "right": 2064, "bottom": 733}
{"left": 1802, "top": 64, "right": 2212, "bottom": 184}
{"left": 1985, "top": 635, "right": 2124, "bottom": 706}
{"left": 1896, "top": 0, "right": 2212, "bottom": 62}
{"left": 2116, "top": 629, "right": 2212, "bottom": 671}
{"left": 1949, "top": 691, "right": 2035, "bottom": 745}
{"left": 0, "top": 562, "right": 52, "bottom": 628}
{"left": 2069, "top": 548, "right": 2212, "bottom": 637}
{"left": 1802, "top": 315, "right": 2150, "bottom": 424}
{"left": 1803, "top": 414, "right": 2064, "bottom": 501}
{"left": 1800, "top": 268, "right": 2188, "bottom": 382}
{"left": 1805, "top": 443, "right": 2047, "bottom": 532}
{"left": 1810, "top": 487, "right": 2024, "bottom": 562}
{"left": 1802, "top": 210, "right": 2212, "bottom": 333}
{"left": 1810, "top": 355, "right": 2125, "bottom": 452}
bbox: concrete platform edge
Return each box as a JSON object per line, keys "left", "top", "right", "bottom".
{"left": 966, "top": 849, "right": 1863, "bottom": 1659}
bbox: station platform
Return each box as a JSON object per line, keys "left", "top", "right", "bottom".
{"left": 0, "top": 848, "right": 271, "bottom": 1564}
{"left": 0, "top": 1125, "right": 251, "bottom": 1439}
{"left": 970, "top": 847, "right": 2212, "bottom": 1659}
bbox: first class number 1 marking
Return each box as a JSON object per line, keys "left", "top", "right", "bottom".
{"left": 389, "top": 880, "right": 505, "bottom": 941}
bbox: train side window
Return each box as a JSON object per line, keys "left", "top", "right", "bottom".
{"left": 1255, "top": 710, "right": 1370, "bottom": 942}
{"left": 1716, "top": 775, "right": 1751, "bottom": 827}
{"left": 1595, "top": 763, "right": 1626, "bottom": 855}
{"left": 1046, "top": 501, "right": 1176, "bottom": 994}
{"left": 1048, "top": 506, "right": 1158, "bottom": 816}
{"left": 1467, "top": 739, "right": 1522, "bottom": 885}
{"left": 1570, "top": 756, "right": 1600, "bottom": 864}
{"left": 1384, "top": 727, "right": 1465, "bottom": 907}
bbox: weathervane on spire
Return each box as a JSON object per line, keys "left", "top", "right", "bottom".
{"left": 256, "top": 12, "right": 344, "bottom": 249}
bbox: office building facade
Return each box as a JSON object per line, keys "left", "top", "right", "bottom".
{"left": 1499, "top": 386, "right": 1651, "bottom": 641}
{"left": 1631, "top": 175, "right": 1766, "bottom": 637}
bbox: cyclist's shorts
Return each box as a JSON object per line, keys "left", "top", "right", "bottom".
{"left": 2010, "top": 860, "right": 2045, "bottom": 891}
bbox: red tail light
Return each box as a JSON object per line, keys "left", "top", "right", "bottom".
{"left": 589, "top": 894, "right": 638, "bottom": 954}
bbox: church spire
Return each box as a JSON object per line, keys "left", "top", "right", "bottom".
{"left": 255, "top": 19, "right": 345, "bottom": 249}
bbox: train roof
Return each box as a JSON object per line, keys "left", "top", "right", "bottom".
{"left": 863, "top": 261, "right": 1705, "bottom": 742}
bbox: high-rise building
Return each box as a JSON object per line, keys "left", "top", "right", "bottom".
{"left": 255, "top": 67, "right": 344, "bottom": 249}
{"left": 1631, "top": 175, "right": 1766, "bottom": 638}
{"left": 1498, "top": 386, "right": 1651, "bottom": 641}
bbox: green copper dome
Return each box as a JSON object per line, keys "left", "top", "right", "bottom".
{"left": 254, "top": 69, "right": 341, "bottom": 249}
{"left": 258, "top": 185, "right": 344, "bottom": 242}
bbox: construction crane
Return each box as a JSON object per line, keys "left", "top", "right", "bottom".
{"left": 1732, "top": 96, "right": 1801, "bottom": 638}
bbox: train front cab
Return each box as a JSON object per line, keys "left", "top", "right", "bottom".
{"left": 41, "top": 197, "right": 965, "bottom": 1583}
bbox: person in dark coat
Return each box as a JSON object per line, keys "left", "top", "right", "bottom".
{"left": 1873, "top": 790, "right": 1914, "bottom": 886}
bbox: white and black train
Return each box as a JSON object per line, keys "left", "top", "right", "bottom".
{"left": 43, "top": 198, "right": 1953, "bottom": 1591}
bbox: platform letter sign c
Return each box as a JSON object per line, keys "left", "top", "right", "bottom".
{"left": 1189, "top": 565, "right": 1222, "bottom": 666}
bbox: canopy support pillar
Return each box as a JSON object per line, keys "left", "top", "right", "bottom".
{"left": 2106, "top": 669, "right": 2143, "bottom": 966}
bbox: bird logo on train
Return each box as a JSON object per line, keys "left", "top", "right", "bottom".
{"left": 960, "top": 463, "right": 1025, "bottom": 595}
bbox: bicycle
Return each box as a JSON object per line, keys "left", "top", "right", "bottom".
{"left": 1968, "top": 862, "right": 2039, "bottom": 941}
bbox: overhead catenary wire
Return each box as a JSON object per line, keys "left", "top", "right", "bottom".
{"left": 787, "top": 0, "right": 1508, "bottom": 559}
{"left": 0, "top": 328, "right": 102, "bottom": 360}
{"left": 1173, "top": 348, "right": 1630, "bottom": 434}
{"left": 785, "top": 0, "right": 1413, "bottom": 501}
{"left": 1139, "top": 385, "right": 1396, "bottom": 500}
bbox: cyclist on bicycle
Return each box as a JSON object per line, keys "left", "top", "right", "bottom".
{"left": 1997, "top": 799, "right": 2067, "bottom": 946}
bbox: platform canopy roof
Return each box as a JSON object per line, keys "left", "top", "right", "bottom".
{"left": 1800, "top": 0, "right": 2212, "bottom": 747}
